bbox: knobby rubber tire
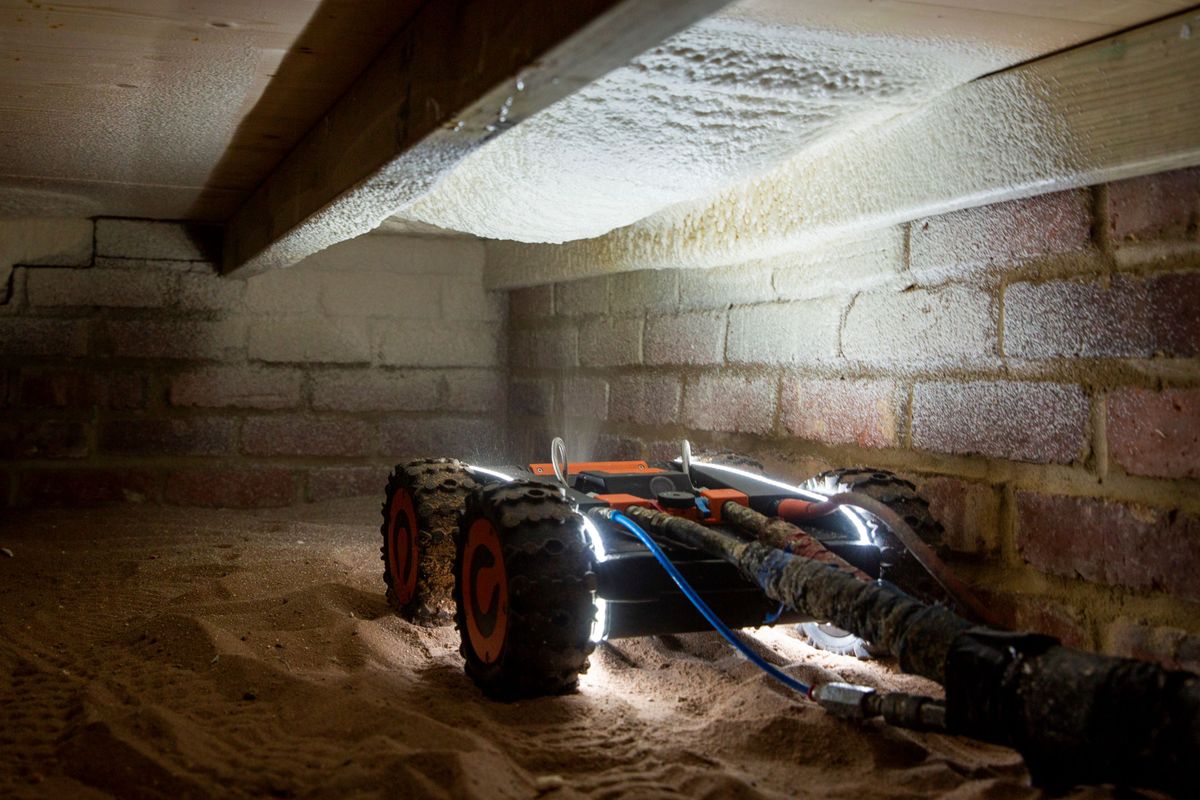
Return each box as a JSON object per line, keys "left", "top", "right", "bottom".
{"left": 381, "top": 458, "right": 477, "bottom": 625}
{"left": 454, "top": 480, "right": 597, "bottom": 699}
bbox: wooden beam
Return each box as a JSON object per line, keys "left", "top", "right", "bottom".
{"left": 222, "top": 0, "right": 729, "bottom": 274}
{"left": 486, "top": 7, "right": 1200, "bottom": 288}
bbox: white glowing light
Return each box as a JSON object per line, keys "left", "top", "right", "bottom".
{"left": 581, "top": 514, "right": 608, "bottom": 562}
{"left": 590, "top": 598, "right": 609, "bottom": 643}
{"left": 471, "top": 466, "right": 513, "bottom": 482}
{"left": 690, "top": 461, "right": 871, "bottom": 544}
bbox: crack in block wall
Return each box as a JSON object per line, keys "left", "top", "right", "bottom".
{"left": 505, "top": 167, "right": 1200, "bottom": 670}
{"left": 0, "top": 223, "right": 508, "bottom": 508}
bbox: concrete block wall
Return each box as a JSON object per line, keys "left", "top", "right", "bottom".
{"left": 0, "top": 220, "right": 506, "bottom": 508}
{"left": 506, "top": 167, "right": 1200, "bottom": 666}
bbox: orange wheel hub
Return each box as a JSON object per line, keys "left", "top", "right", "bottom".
{"left": 463, "top": 517, "right": 508, "bottom": 664}
{"left": 386, "top": 488, "right": 419, "bottom": 604}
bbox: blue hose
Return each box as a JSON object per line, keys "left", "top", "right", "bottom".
{"left": 606, "top": 510, "right": 811, "bottom": 697}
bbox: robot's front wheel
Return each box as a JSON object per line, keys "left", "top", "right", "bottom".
{"left": 453, "top": 480, "right": 598, "bottom": 699}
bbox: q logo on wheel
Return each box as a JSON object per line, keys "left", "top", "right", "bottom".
{"left": 386, "top": 488, "right": 419, "bottom": 604}
{"left": 463, "top": 518, "right": 508, "bottom": 664}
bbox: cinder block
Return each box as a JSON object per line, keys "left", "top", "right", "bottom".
{"left": 18, "top": 369, "right": 101, "bottom": 409}
{"left": 100, "top": 417, "right": 235, "bottom": 456}
{"left": 610, "top": 374, "right": 680, "bottom": 426}
{"left": 1108, "top": 387, "right": 1200, "bottom": 479}
{"left": 380, "top": 417, "right": 503, "bottom": 462}
{"left": 509, "top": 285, "right": 553, "bottom": 320}
{"left": 444, "top": 369, "right": 505, "bottom": 413}
{"left": 311, "top": 369, "right": 439, "bottom": 412}
{"left": 1107, "top": 167, "right": 1200, "bottom": 242}
{"left": 0, "top": 319, "right": 88, "bottom": 357}
{"left": 103, "top": 319, "right": 245, "bottom": 361}
{"left": 245, "top": 267, "right": 321, "bottom": 315}
{"left": 320, "top": 272, "right": 440, "bottom": 319}
{"left": 727, "top": 301, "right": 840, "bottom": 366}
{"left": 510, "top": 379, "right": 554, "bottom": 417}
{"left": 248, "top": 317, "right": 368, "bottom": 364}
{"left": 307, "top": 465, "right": 389, "bottom": 502}
{"left": 441, "top": 276, "right": 505, "bottom": 322}
{"left": 170, "top": 366, "right": 302, "bottom": 410}
{"left": 555, "top": 276, "right": 608, "bottom": 316}
{"left": 679, "top": 262, "right": 775, "bottom": 309}
{"left": 780, "top": 378, "right": 900, "bottom": 449}
{"left": 242, "top": 415, "right": 375, "bottom": 457}
{"left": 910, "top": 189, "right": 1092, "bottom": 276}
{"left": 912, "top": 380, "right": 1088, "bottom": 464}
{"left": 1005, "top": 272, "right": 1200, "bottom": 359}
{"left": 561, "top": 376, "right": 608, "bottom": 420}
{"left": 843, "top": 284, "right": 996, "bottom": 366}
{"left": 379, "top": 322, "right": 500, "bottom": 368}
{"left": 683, "top": 373, "right": 776, "bottom": 435}
{"left": 772, "top": 226, "right": 904, "bottom": 300}
{"left": 611, "top": 270, "right": 677, "bottom": 313}
{"left": 8, "top": 218, "right": 93, "bottom": 267}
{"left": 27, "top": 266, "right": 174, "bottom": 308}
{"left": 1017, "top": 492, "right": 1200, "bottom": 602}
{"left": 579, "top": 318, "right": 640, "bottom": 368}
{"left": 177, "top": 273, "right": 244, "bottom": 311}
{"left": 644, "top": 312, "right": 726, "bottom": 366}
{"left": 165, "top": 467, "right": 295, "bottom": 508}
{"left": 96, "top": 218, "right": 216, "bottom": 261}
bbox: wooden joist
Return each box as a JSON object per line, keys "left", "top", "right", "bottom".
{"left": 487, "top": 8, "right": 1200, "bottom": 288}
{"left": 221, "top": 0, "right": 730, "bottom": 274}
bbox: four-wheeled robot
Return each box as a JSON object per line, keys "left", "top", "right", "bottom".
{"left": 380, "top": 440, "right": 944, "bottom": 698}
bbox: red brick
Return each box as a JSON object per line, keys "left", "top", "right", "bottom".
{"left": 241, "top": 416, "right": 374, "bottom": 458}
{"left": 17, "top": 369, "right": 147, "bottom": 410}
{"left": 310, "top": 370, "right": 437, "bottom": 412}
{"left": 561, "top": 376, "right": 607, "bottom": 420}
{"left": 1106, "top": 619, "right": 1200, "bottom": 673}
{"left": 912, "top": 381, "right": 1088, "bottom": 464}
{"left": 0, "top": 420, "right": 89, "bottom": 459}
{"left": 18, "top": 370, "right": 102, "bottom": 408}
{"left": 307, "top": 466, "right": 389, "bottom": 502}
{"left": 917, "top": 476, "right": 999, "bottom": 555}
{"left": 380, "top": 417, "right": 503, "bottom": 462}
{"left": 509, "top": 285, "right": 553, "bottom": 319}
{"left": 910, "top": 189, "right": 1092, "bottom": 273}
{"left": 972, "top": 588, "right": 1090, "bottom": 649}
{"left": 509, "top": 379, "right": 554, "bottom": 417}
{"left": 578, "top": 318, "right": 641, "bottom": 368}
{"left": 610, "top": 374, "right": 680, "bottom": 426}
{"left": 683, "top": 373, "right": 776, "bottom": 435}
{"left": 1108, "top": 388, "right": 1200, "bottom": 479}
{"left": 644, "top": 312, "right": 725, "bottom": 365}
{"left": 171, "top": 367, "right": 302, "bottom": 410}
{"left": 780, "top": 378, "right": 900, "bottom": 449}
{"left": 165, "top": 467, "right": 295, "bottom": 508}
{"left": 1016, "top": 492, "right": 1200, "bottom": 602}
{"left": 100, "top": 417, "right": 234, "bottom": 456}
{"left": 1005, "top": 272, "right": 1200, "bottom": 358}
{"left": 0, "top": 319, "right": 88, "bottom": 357}
{"left": 1107, "top": 167, "right": 1200, "bottom": 242}
{"left": 19, "top": 469, "right": 159, "bottom": 506}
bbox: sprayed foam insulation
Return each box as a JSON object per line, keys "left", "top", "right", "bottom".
{"left": 397, "top": 0, "right": 1191, "bottom": 249}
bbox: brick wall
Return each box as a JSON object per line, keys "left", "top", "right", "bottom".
{"left": 506, "top": 168, "right": 1200, "bottom": 664}
{"left": 1, "top": 219, "right": 506, "bottom": 508}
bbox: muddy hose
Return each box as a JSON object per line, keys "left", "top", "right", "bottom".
{"left": 720, "top": 499, "right": 872, "bottom": 581}
{"left": 620, "top": 502, "right": 1200, "bottom": 797}
{"left": 773, "top": 493, "right": 996, "bottom": 625}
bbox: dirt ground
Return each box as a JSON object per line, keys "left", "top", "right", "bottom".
{"left": 0, "top": 499, "right": 1125, "bottom": 799}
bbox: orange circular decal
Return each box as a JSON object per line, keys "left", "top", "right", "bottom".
{"left": 463, "top": 518, "right": 508, "bottom": 664}
{"left": 387, "top": 488, "right": 418, "bottom": 604}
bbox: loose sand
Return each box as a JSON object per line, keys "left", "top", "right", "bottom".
{"left": 0, "top": 499, "right": 1117, "bottom": 799}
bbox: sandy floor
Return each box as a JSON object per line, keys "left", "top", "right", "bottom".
{"left": 0, "top": 499, "right": 1119, "bottom": 799}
